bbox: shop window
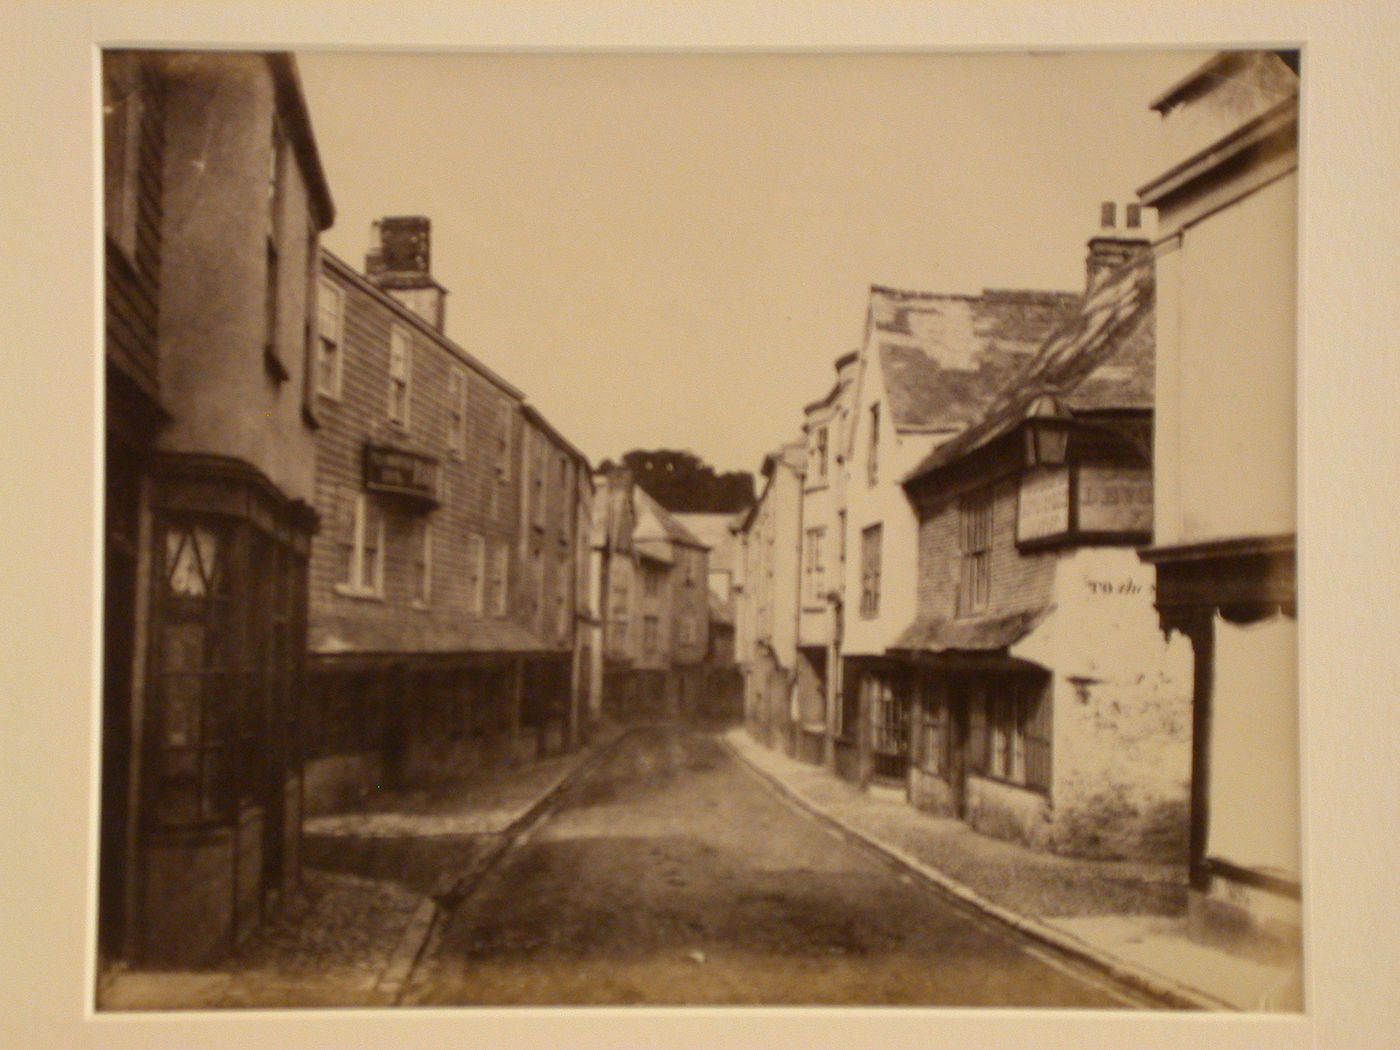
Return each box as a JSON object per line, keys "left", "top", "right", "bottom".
{"left": 977, "top": 675, "right": 1051, "bottom": 793}
{"left": 860, "top": 524, "right": 882, "bottom": 619}
{"left": 150, "top": 515, "right": 306, "bottom": 828}
{"left": 153, "top": 521, "right": 234, "bottom": 825}
{"left": 316, "top": 278, "right": 343, "bottom": 399}
{"left": 915, "top": 678, "right": 947, "bottom": 777}
{"left": 466, "top": 533, "right": 486, "bottom": 615}
{"left": 388, "top": 325, "right": 412, "bottom": 427}
{"left": 958, "top": 489, "right": 993, "bottom": 615}
{"left": 866, "top": 674, "right": 907, "bottom": 780}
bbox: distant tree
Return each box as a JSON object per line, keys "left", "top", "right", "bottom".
{"left": 613, "top": 449, "right": 755, "bottom": 514}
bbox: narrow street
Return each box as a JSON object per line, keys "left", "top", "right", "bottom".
{"left": 405, "top": 725, "right": 1149, "bottom": 1007}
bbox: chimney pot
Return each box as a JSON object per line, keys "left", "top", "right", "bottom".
{"left": 365, "top": 216, "right": 448, "bottom": 332}
{"left": 1086, "top": 201, "right": 1152, "bottom": 290}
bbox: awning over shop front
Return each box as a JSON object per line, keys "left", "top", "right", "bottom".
{"left": 889, "top": 605, "right": 1052, "bottom": 666}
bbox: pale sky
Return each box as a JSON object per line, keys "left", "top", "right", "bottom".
{"left": 296, "top": 49, "right": 1210, "bottom": 475}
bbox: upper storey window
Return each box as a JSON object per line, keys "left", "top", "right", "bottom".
{"left": 867, "top": 403, "right": 880, "bottom": 486}
{"left": 388, "top": 325, "right": 412, "bottom": 427}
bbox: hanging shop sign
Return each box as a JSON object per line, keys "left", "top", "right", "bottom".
{"left": 363, "top": 443, "right": 440, "bottom": 506}
{"left": 1078, "top": 465, "right": 1153, "bottom": 534}
{"left": 1017, "top": 464, "right": 1152, "bottom": 547}
{"left": 1016, "top": 466, "right": 1070, "bottom": 543}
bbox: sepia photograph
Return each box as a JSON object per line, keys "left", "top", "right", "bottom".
{"left": 90, "top": 43, "right": 1306, "bottom": 1016}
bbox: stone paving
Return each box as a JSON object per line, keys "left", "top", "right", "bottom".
{"left": 724, "top": 725, "right": 1303, "bottom": 1011}
{"left": 99, "top": 724, "right": 626, "bottom": 1011}
{"left": 97, "top": 868, "right": 421, "bottom": 1010}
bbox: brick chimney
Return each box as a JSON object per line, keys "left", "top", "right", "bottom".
{"left": 366, "top": 216, "right": 449, "bottom": 331}
{"left": 1086, "top": 201, "right": 1154, "bottom": 290}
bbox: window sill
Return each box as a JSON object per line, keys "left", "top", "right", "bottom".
{"left": 334, "top": 584, "right": 384, "bottom": 602}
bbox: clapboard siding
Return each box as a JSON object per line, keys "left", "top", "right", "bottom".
{"left": 311, "top": 256, "right": 562, "bottom": 650}
{"left": 104, "top": 57, "right": 165, "bottom": 403}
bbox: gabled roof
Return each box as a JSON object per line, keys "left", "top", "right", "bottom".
{"left": 905, "top": 253, "right": 1155, "bottom": 484}
{"left": 632, "top": 485, "right": 707, "bottom": 550}
{"left": 866, "top": 285, "right": 1081, "bottom": 433}
{"left": 673, "top": 512, "right": 742, "bottom": 574}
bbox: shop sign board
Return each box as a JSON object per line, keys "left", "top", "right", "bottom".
{"left": 363, "top": 443, "right": 439, "bottom": 503}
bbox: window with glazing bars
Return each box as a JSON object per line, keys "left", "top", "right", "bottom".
{"left": 860, "top": 523, "right": 882, "bottom": 619}
{"left": 979, "top": 675, "right": 1051, "bottom": 793}
{"left": 388, "top": 326, "right": 412, "bottom": 426}
{"left": 316, "top": 278, "right": 343, "bottom": 398}
{"left": 916, "top": 677, "right": 946, "bottom": 776}
{"left": 958, "top": 489, "right": 993, "bottom": 615}
{"left": 866, "top": 674, "right": 907, "bottom": 779}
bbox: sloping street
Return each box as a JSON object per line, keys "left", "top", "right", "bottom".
{"left": 404, "top": 725, "right": 1149, "bottom": 1007}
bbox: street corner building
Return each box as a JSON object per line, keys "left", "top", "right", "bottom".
{"left": 1137, "top": 52, "right": 1301, "bottom": 965}
{"left": 303, "top": 217, "right": 594, "bottom": 815}
{"left": 101, "top": 51, "right": 334, "bottom": 967}
{"left": 895, "top": 217, "right": 1194, "bottom": 863}
{"left": 591, "top": 468, "right": 713, "bottom": 722}
{"left": 824, "top": 279, "right": 1083, "bottom": 784}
